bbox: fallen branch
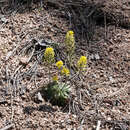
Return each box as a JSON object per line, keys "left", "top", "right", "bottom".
{"left": 96, "top": 120, "right": 101, "bottom": 130}
{"left": 0, "top": 124, "right": 14, "bottom": 130}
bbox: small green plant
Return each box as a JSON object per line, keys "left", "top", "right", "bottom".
{"left": 43, "top": 31, "right": 87, "bottom": 106}
{"left": 43, "top": 48, "right": 70, "bottom": 106}
{"left": 45, "top": 60, "right": 70, "bottom": 105}
{"left": 44, "top": 81, "right": 70, "bottom": 106}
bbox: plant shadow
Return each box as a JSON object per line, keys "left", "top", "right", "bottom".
{"left": 23, "top": 104, "right": 56, "bottom": 115}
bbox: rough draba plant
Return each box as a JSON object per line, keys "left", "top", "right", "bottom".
{"left": 44, "top": 81, "right": 70, "bottom": 106}
{"left": 43, "top": 30, "right": 87, "bottom": 106}
{"left": 44, "top": 49, "right": 70, "bottom": 106}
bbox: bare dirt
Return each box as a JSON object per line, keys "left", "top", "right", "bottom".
{"left": 0, "top": 4, "right": 130, "bottom": 130}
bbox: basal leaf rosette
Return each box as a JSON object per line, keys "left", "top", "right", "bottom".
{"left": 44, "top": 81, "right": 70, "bottom": 106}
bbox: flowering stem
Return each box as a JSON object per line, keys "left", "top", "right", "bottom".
{"left": 48, "top": 65, "right": 51, "bottom": 83}
{"left": 68, "top": 53, "right": 72, "bottom": 71}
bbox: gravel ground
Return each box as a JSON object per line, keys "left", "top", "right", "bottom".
{"left": 0, "top": 5, "right": 130, "bottom": 130}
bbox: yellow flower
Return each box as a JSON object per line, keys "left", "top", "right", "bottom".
{"left": 61, "top": 66, "right": 70, "bottom": 76}
{"left": 65, "top": 30, "right": 75, "bottom": 52}
{"left": 68, "top": 31, "right": 74, "bottom": 35}
{"left": 44, "top": 47, "right": 55, "bottom": 64}
{"left": 77, "top": 56, "right": 87, "bottom": 70}
{"left": 52, "top": 75, "right": 58, "bottom": 82}
{"left": 56, "top": 61, "right": 63, "bottom": 69}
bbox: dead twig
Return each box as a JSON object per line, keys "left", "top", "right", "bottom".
{"left": 96, "top": 120, "right": 101, "bottom": 130}
{"left": 0, "top": 124, "right": 14, "bottom": 130}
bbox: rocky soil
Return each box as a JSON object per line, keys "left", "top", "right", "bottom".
{"left": 0, "top": 4, "right": 130, "bottom": 130}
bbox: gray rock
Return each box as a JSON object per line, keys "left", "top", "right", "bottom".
{"left": 37, "top": 92, "right": 43, "bottom": 102}
{"left": 95, "top": 53, "right": 100, "bottom": 60}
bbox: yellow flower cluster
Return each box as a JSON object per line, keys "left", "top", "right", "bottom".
{"left": 56, "top": 61, "right": 63, "bottom": 69}
{"left": 52, "top": 74, "right": 58, "bottom": 82}
{"left": 44, "top": 47, "right": 55, "bottom": 64}
{"left": 61, "top": 66, "right": 70, "bottom": 76}
{"left": 56, "top": 60, "right": 70, "bottom": 76}
{"left": 77, "top": 56, "right": 87, "bottom": 71}
{"left": 65, "top": 30, "right": 75, "bottom": 52}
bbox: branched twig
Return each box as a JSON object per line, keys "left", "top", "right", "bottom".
{"left": 0, "top": 124, "right": 14, "bottom": 130}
